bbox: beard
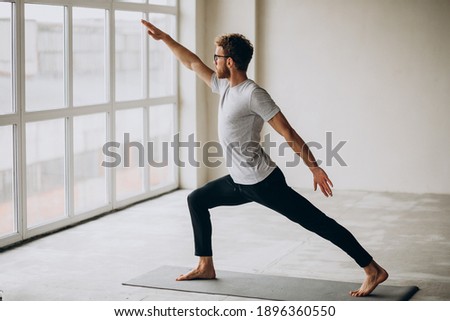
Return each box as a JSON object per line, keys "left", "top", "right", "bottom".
{"left": 216, "top": 65, "right": 231, "bottom": 79}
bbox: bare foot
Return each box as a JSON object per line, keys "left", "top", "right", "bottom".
{"left": 350, "top": 260, "right": 389, "bottom": 297}
{"left": 176, "top": 267, "right": 216, "bottom": 281}
{"left": 176, "top": 256, "right": 216, "bottom": 281}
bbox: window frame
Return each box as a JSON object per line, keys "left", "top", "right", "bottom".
{"left": 0, "top": 0, "right": 179, "bottom": 248}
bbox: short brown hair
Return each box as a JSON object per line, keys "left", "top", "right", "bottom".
{"left": 215, "top": 33, "right": 254, "bottom": 71}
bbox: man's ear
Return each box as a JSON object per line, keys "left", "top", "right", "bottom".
{"left": 227, "top": 57, "right": 234, "bottom": 68}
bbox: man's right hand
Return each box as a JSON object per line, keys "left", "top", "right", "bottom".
{"left": 140, "top": 19, "right": 214, "bottom": 88}
{"left": 141, "top": 19, "right": 166, "bottom": 41}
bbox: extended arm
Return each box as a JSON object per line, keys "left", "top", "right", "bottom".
{"left": 141, "top": 19, "right": 214, "bottom": 87}
{"left": 268, "top": 111, "right": 334, "bottom": 197}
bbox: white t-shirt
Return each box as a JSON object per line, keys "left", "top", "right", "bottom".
{"left": 211, "top": 73, "right": 281, "bottom": 185}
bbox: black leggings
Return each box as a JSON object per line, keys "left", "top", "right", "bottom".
{"left": 187, "top": 167, "right": 373, "bottom": 268}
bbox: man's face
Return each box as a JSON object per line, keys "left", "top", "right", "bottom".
{"left": 214, "top": 46, "right": 231, "bottom": 79}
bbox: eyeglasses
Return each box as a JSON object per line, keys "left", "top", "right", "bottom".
{"left": 213, "top": 54, "right": 231, "bottom": 62}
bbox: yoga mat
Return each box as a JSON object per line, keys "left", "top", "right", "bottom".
{"left": 123, "top": 266, "right": 418, "bottom": 301}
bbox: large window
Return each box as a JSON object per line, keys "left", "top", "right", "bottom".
{"left": 115, "top": 10, "right": 144, "bottom": 102}
{"left": 0, "top": 3, "right": 15, "bottom": 239}
{"left": 73, "top": 113, "right": 108, "bottom": 214}
{"left": 26, "top": 119, "right": 66, "bottom": 227}
{"left": 0, "top": 0, "right": 178, "bottom": 247}
{"left": 73, "top": 8, "right": 107, "bottom": 106}
{"left": 115, "top": 107, "right": 145, "bottom": 200}
{"left": 0, "top": 3, "right": 13, "bottom": 115}
{"left": 0, "top": 125, "right": 15, "bottom": 236}
{"left": 25, "top": 4, "right": 65, "bottom": 111}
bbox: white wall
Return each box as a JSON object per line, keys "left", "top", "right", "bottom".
{"left": 200, "top": 0, "right": 450, "bottom": 194}
{"left": 204, "top": 0, "right": 257, "bottom": 181}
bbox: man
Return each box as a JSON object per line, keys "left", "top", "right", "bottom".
{"left": 141, "top": 19, "right": 388, "bottom": 297}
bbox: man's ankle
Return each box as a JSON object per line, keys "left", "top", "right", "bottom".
{"left": 198, "top": 256, "right": 214, "bottom": 268}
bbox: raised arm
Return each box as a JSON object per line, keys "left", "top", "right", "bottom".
{"left": 268, "top": 111, "right": 334, "bottom": 197}
{"left": 141, "top": 19, "right": 214, "bottom": 87}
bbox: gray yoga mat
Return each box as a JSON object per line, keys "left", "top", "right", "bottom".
{"left": 123, "top": 265, "right": 418, "bottom": 301}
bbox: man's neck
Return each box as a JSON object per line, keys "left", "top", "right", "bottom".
{"left": 228, "top": 71, "right": 248, "bottom": 87}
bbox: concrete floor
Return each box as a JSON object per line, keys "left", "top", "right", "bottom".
{"left": 0, "top": 188, "right": 449, "bottom": 301}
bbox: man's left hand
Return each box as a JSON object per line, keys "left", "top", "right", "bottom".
{"left": 310, "top": 167, "right": 334, "bottom": 197}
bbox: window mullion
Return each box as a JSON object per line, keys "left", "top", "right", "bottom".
{"left": 15, "top": 0, "right": 28, "bottom": 239}
{"left": 109, "top": 7, "right": 117, "bottom": 208}
{"left": 11, "top": 1, "right": 19, "bottom": 238}
{"left": 143, "top": 106, "right": 149, "bottom": 193}
{"left": 65, "top": 5, "right": 73, "bottom": 109}
{"left": 65, "top": 115, "right": 74, "bottom": 218}
{"left": 143, "top": 11, "right": 150, "bottom": 193}
{"left": 65, "top": 5, "right": 74, "bottom": 218}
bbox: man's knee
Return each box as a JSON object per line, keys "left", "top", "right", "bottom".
{"left": 187, "top": 188, "right": 202, "bottom": 208}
